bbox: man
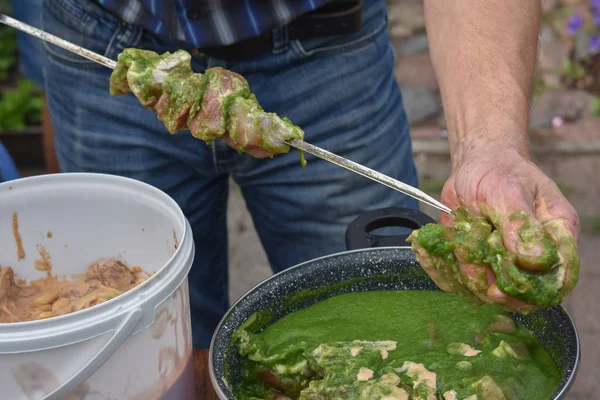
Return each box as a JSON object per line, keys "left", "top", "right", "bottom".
{"left": 11, "top": 0, "right": 61, "bottom": 173}
{"left": 40, "top": 0, "right": 579, "bottom": 349}
{"left": 10, "top": 0, "right": 45, "bottom": 87}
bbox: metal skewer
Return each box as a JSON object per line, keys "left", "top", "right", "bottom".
{"left": 0, "top": 14, "right": 117, "bottom": 69}
{"left": 285, "top": 139, "right": 451, "bottom": 213}
{"left": 0, "top": 13, "right": 452, "bottom": 215}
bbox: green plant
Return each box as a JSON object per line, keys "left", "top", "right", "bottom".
{"left": 531, "top": 74, "right": 561, "bottom": 100}
{"left": 0, "top": 0, "right": 17, "bottom": 80}
{"left": 560, "top": 58, "right": 587, "bottom": 79}
{"left": 0, "top": 26, "right": 17, "bottom": 81}
{"left": 0, "top": 0, "right": 13, "bottom": 14}
{"left": 591, "top": 96, "right": 600, "bottom": 115}
{"left": 542, "top": 7, "right": 573, "bottom": 33}
{"left": 0, "top": 79, "right": 43, "bottom": 132}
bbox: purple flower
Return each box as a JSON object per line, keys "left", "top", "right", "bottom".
{"left": 567, "top": 12, "right": 584, "bottom": 36}
{"left": 591, "top": 1, "right": 600, "bottom": 26}
{"left": 589, "top": 35, "right": 600, "bottom": 53}
{"left": 591, "top": 7, "right": 600, "bottom": 26}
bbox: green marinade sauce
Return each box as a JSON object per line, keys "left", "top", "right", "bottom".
{"left": 236, "top": 291, "right": 560, "bottom": 400}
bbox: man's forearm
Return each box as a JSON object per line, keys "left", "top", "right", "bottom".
{"left": 424, "top": 0, "right": 541, "bottom": 165}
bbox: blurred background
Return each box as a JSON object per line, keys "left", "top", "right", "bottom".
{"left": 0, "top": 0, "right": 597, "bottom": 398}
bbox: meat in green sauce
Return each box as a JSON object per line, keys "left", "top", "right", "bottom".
{"left": 109, "top": 49, "right": 306, "bottom": 165}
{"left": 234, "top": 291, "right": 561, "bottom": 400}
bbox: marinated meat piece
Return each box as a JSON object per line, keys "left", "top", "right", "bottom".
{"left": 224, "top": 96, "right": 306, "bottom": 163}
{"left": 111, "top": 49, "right": 192, "bottom": 108}
{"left": 109, "top": 49, "right": 138, "bottom": 95}
{"left": 0, "top": 267, "right": 18, "bottom": 321}
{"left": 486, "top": 315, "right": 517, "bottom": 334}
{"left": 110, "top": 49, "right": 163, "bottom": 105}
{"left": 224, "top": 96, "right": 264, "bottom": 154}
{"left": 0, "top": 266, "right": 16, "bottom": 298}
{"left": 0, "top": 259, "right": 145, "bottom": 323}
{"left": 188, "top": 67, "right": 250, "bottom": 142}
{"left": 72, "top": 286, "right": 123, "bottom": 311}
{"left": 87, "top": 259, "right": 137, "bottom": 292}
{"left": 130, "top": 51, "right": 191, "bottom": 108}
{"left": 472, "top": 376, "right": 506, "bottom": 399}
{"left": 156, "top": 73, "right": 207, "bottom": 133}
{"left": 109, "top": 48, "right": 306, "bottom": 164}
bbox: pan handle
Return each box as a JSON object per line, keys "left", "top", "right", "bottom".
{"left": 345, "top": 207, "right": 437, "bottom": 250}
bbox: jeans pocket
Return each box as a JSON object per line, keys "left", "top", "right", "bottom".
{"left": 41, "top": 0, "right": 142, "bottom": 69}
{"left": 290, "top": 14, "right": 387, "bottom": 59}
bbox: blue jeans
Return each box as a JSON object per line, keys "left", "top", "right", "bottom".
{"left": 12, "top": 0, "right": 46, "bottom": 86}
{"left": 41, "top": 0, "right": 419, "bottom": 348}
{"left": 0, "top": 141, "right": 20, "bottom": 182}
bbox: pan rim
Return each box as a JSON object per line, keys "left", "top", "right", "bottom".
{"left": 208, "top": 246, "right": 580, "bottom": 400}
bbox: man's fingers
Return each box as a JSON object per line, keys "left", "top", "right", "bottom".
{"left": 496, "top": 180, "right": 535, "bottom": 250}
{"left": 439, "top": 211, "right": 454, "bottom": 227}
{"left": 535, "top": 194, "right": 580, "bottom": 298}
{"left": 455, "top": 260, "right": 492, "bottom": 303}
{"left": 535, "top": 183, "right": 581, "bottom": 245}
{"left": 477, "top": 179, "right": 553, "bottom": 271}
{"left": 486, "top": 284, "right": 537, "bottom": 313}
{"left": 411, "top": 238, "right": 457, "bottom": 292}
{"left": 407, "top": 230, "right": 483, "bottom": 299}
{"left": 439, "top": 176, "right": 460, "bottom": 227}
{"left": 510, "top": 214, "right": 551, "bottom": 271}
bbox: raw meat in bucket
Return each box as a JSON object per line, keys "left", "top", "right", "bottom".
{"left": 0, "top": 259, "right": 148, "bottom": 323}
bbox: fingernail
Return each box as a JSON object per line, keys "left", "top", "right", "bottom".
{"left": 514, "top": 219, "right": 558, "bottom": 271}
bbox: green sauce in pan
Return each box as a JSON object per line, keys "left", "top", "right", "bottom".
{"left": 235, "top": 291, "right": 561, "bottom": 399}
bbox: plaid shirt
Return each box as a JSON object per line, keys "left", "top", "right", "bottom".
{"left": 94, "top": 0, "right": 333, "bottom": 48}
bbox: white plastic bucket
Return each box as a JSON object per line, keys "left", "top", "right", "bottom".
{"left": 0, "top": 173, "right": 196, "bottom": 400}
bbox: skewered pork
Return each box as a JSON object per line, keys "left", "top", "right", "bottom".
{"left": 110, "top": 49, "right": 306, "bottom": 165}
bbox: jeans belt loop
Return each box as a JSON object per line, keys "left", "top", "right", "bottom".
{"left": 272, "top": 25, "right": 289, "bottom": 54}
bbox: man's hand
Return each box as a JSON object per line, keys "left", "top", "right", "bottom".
{"left": 421, "top": 0, "right": 581, "bottom": 307}
{"left": 442, "top": 141, "right": 579, "bottom": 245}
{"left": 438, "top": 138, "right": 579, "bottom": 309}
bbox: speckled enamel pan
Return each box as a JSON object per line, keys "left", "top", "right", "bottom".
{"left": 209, "top": 247, "right": 579, "bottom": 400}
